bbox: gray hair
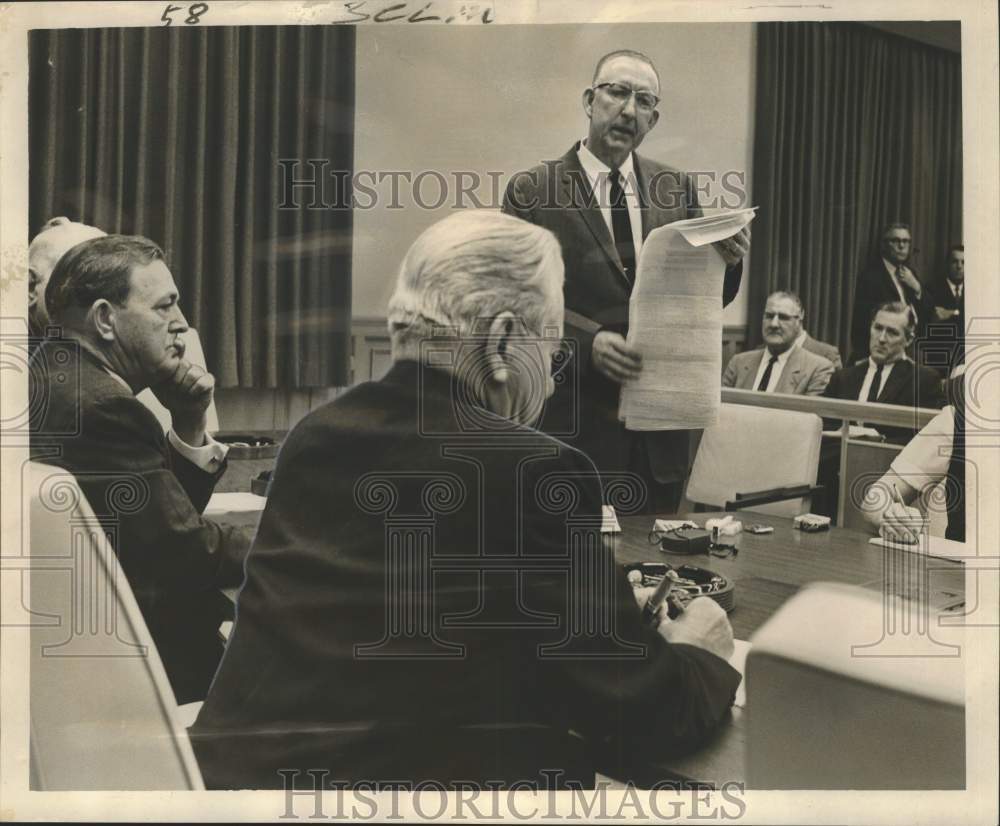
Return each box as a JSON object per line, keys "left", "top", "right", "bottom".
{"left": 592, "top": 49, "right": 661, "bottom": 91}
{"left": 766, "top": 290, "right": 804, "bottom": 318}
{"left": 387, "top": 211, "right": 564, "bottom": 361}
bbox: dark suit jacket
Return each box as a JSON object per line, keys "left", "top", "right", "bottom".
{"left": 502, "top": 145, "right": 742, "bottom": 487}
{"left": 924, "top": 277, "right": 965, "bottom": 367}
{"left": 849, "top": 258, "right": 932, "bottom": 362}
{"left": 823, "top": 358, "right": 945, "bottom": 443}
{"left": 191, "top": 362, "right": 739, "bottom": 789}
{"left": 29, "top": 339, "right": 250, "bottom": 703}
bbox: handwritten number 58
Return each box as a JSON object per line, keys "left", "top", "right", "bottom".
{"left": 162, "top": 3, "right": 209, "bottom": 25}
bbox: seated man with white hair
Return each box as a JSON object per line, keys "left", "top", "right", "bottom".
{"left": 28, "top": 216, "right": 106, "bottom": 338}
{"left": 191, "top": 210, "right": 740, "bottom": 789}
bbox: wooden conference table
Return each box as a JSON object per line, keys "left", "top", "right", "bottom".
{"left": 213, "top": 496, "right": 965, "bottom": 789}
{"left": 613, "top": 511, "right": 966, "bottom": 788}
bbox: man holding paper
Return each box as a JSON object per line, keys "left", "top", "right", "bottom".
{"left": 503, "top": 49, "right": 749, "bottom": 511}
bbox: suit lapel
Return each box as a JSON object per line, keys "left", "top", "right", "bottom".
{"left": 739, "top": 351, "right": 764, "bottom": 389}
{"left": 778, "top": 349, "right": 802, "bottom": 393}
{"left": 878, "top": 360, "right": 912, "bottom": 404}
{"left": 634, "top": 156, "right": 667, "bottom": 242}
{"left": 558, "top": 147, "right": 630, "bottom": 289}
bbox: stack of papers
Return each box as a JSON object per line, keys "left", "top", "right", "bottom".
{"left": 619, "top": 208, "right": 757, "bottom": 431}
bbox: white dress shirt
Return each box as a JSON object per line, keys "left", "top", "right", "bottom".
{"left": 577, "top": 140, "right": 643, "bottom": 267}
{"left": 857, "top": 357, "right": 897, "bottom": 402}
{"left": 102, "top": 365, "right": 228, "bottom": 473}
{"left": 752, "top": 346, "right": 794, "bottom": 393}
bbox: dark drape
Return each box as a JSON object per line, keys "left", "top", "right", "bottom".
{"left": 748, "top": 22, "right": 962, "bottom": 356}
{"left": 29, "top": 26, "right": 355, "bottom": 388}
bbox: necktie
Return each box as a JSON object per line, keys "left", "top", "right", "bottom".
{"left": 896, "top": 265, "right": 916, "bottom": 304}
{"left": 757, "top": 355, "right": 778, "bottom": 392}
{"left": 866, "top": 363, "right": 884, "bottom": 403}
{"left": 609, "top": 170, "right": 635, "bottom": 282}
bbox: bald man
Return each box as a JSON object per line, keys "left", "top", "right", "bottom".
{"left": 28, "top": 217, "right": 106, "bottom": 337}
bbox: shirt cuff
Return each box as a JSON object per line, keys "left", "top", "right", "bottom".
{"left": 168, "top": 429, "right": 229, "bottom": 474}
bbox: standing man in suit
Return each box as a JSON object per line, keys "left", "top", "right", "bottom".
{"left": 192, "top": 211, "right": 739, "bottom": 789}
{"left": 723, "top": 291, "right": 834, "bottom": 395}
{"left": 925, "top": 244, "right": 965, "bottom": 370}
{"left": 849, "top": 222, "right": 932, "bottom": 362}
{"left": 503, "top": 49, "right": 749, "bottom": 513}
{"left": 30, "top": 235, "right": 250, "bottom": 702}
{"left": 825, "top": 301, "right": 945, "bottom": 443}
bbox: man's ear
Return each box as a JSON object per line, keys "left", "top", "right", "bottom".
{"left": 648, "top": 109, "right": 660, "bottom": 130}
{"left": 89, "top": 299, "right": 117, "bottom": 343}
{"left": 486, "top": 311, "right": 517, "bottom": 385}
{"left": 582, "top": 88, "right": 594, "bottom": 118}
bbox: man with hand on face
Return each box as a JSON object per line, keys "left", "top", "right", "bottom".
{"left": 503, "top": 49, "right": 749, "bottom": 514}
{"left": 722, "top": 291, "right": 834, "bottom": 395}
{"left": 30, "top": 235, "right": 250, "bottom": 703}
{"left": 191, "top": 211, "right": 739, "bottom": 790}
{"left": 825, "top": 301, "right": 945, "bottom": 444}
{"left": 849, "top": 222, "right": 932, "bottom": 362}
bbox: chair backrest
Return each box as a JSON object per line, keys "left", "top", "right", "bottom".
{"left": 746, "top": 582, "right": 964, "bottom": 789}
{"left": 135, "top": 328, "right": 220, "bottom": 434}
{"left": 685, "top": 403, "right": 823, "bottom": 517}
{"left": 27, "top": 462, "right": 204, "bottom": 790}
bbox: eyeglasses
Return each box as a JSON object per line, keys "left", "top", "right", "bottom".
{"left": 592, "top": 82, "right": 659, "bottom": 113}
{"left": 762, "top": 311, "right": 800, "bottom": 322}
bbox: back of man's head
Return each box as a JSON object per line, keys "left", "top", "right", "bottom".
{"left": 387, "top": 211, "right": 563, "bottom": 360}
{"left": 46, "top": 234, "right": 165, "bottom": 328}
{"left": 28, "top": 217, "right": 106, "bottom": 330}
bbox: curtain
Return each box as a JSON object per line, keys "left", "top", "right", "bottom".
{"left": 748, "top": 22, "right": 962, "bottom": 355}
{"left": 29, "top": 26, "right": 355, "bottom": 388}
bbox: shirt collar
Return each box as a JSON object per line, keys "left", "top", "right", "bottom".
{"left": 577, "top": 139, "right": 635, "bottom": 183}
{"left": 765, "top": 345, "right": 795, "bottom": 367}
{"left": 868, "top": 355, "right": 906, "bottom": 372}
{"left": 882, "top": 257, "right": 909, "bottom": 277}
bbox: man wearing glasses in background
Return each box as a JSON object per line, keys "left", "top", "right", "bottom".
{"left": 849, "top": 222, "right": 933, "bottom": 363}
{"left": 722, "top": 291, "right": 834, "bottom": 395}
{"left": 503, "top": 49, "right": 750, "bottom": 513}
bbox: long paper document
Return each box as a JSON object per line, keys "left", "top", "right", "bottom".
{"left": 619, "top": 208, "right": 757, "bottom": 430}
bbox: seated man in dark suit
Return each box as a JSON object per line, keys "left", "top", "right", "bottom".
{"left": 825, "top": 301, "right": 945, "bottom": 443}
{"left": 30, "top": 235, "right": 250, "bottom": 703}
{"left": 191, "top": 211, "right": 740, "bottom": 789}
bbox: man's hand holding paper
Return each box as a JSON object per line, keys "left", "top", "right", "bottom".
{"left": 592, "top": 330, "right": 643, "bottom": 383}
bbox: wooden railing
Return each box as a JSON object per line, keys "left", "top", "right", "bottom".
{"left": 721, "top": 388, "right": 945, "bottom": 526}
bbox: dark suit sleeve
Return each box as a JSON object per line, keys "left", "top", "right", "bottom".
{"left": 682, "top": 171, "right": 743, "bottom": 307}
{"left": 525, "top": 450, "right": 740, "bottom": 758}
{"left": 917, "top": 366, "right": 946, "bottom": 410}
{"left": 86, "top": 395, "right": 250, "bottom": 587}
